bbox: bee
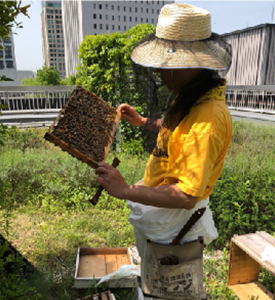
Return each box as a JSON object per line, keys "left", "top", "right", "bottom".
{"left": 49, "top": 86, "right": 117, "bottom": 164}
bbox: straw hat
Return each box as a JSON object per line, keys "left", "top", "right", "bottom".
{"left": 131, "top": 3, "right": 231, "bottom": 70}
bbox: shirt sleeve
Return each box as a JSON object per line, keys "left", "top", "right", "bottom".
{"left": 164, "top": 131, "right": 224, "bottom": 197}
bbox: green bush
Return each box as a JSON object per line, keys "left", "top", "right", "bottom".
{"left": 0, "top": 242, "right": 41, "bottom": 300}
{"left": 210, "top": 121, "right": 275, "bottom": 248}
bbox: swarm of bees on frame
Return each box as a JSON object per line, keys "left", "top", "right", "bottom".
{"left": 51, "top": 86, "right": 117, "bottom": 162}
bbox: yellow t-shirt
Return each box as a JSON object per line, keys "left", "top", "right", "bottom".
{"left": 143, "top": 84, "right": 232, "bottom": 201}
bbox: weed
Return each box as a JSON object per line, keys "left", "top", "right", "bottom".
{"left": 1, "top": 123, "right": 275, "bottom": 299}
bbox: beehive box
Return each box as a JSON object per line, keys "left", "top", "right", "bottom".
{"left": 74, "top": 290, "right": 115, "bottom": 300}
{"left": 74, "top": 247, "right": 138, "bottom": 289}
{"left": 44, "top": 86, "right": 120, "bottom": 168}
{"left": 228, "top": 231, "right": 275, "bottom": 300}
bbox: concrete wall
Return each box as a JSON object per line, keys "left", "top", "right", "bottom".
{"left": 0, "top": 70, "right": 33, "bottom": 86}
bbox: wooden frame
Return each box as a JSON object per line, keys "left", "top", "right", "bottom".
{"left": 228, "top": 231, "right": 275, "bottom": 300}
{"left": 44, "top": 88, "right": 121, "bottom": 169}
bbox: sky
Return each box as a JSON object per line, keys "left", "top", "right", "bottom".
{"left": 12, "top": 0, "right": 275, "bottom": 73}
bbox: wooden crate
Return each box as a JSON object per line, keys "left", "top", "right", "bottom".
{"left": 228, "top": 231, "right": 275, "bottom": 300}
{"left": 74, "top": 290, "right": 115, "bottom": 300}
{"left": 74, "top": 247, "right": 138, "bottom": 289}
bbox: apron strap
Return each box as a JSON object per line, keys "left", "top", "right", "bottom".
{"left": 170, "top": 207, "right": 206, "bottom": 245}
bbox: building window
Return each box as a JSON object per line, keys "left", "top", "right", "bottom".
{"left": 118, "top": 5, "right": 120, "bottom": 11}
{"left": 118, "top": 25, "right": 120, "bottom": 30}
{"left": 106, "top": 15, "right": 108, "bottom": 20}
{"left": 146, "top": 8, "right": 148, "bottom": 13}
{"left": 106, "top": 24, "right": 109, "bottom": 30}
{"left": 99, "top": 14, "right": 102, "bottom": 19}
{"left": 6, "top": 61, "right": 13, "bottom": 68}
{"left": 141, "top": 8, "right": 143, "bottom": 13}
{"left": 157, "top": 9, "right": 159, "bottom": 14}
{"left": 112, "top": 15, "right": 114, "bottom": 20}
{"left": 93, "top": 3, "right": 96, "bottom": 9}
{"left": 112, "top": 25, "right": 115, "bottom": 30}
{"left": 105, "top": 4, "right": 108, "bottom": 9}
{"left": 152, "top": 18, "right": 154, "bottom": 23}
{"left": 124, "top": 16, "right": 126, "bottom": 21}
{"left": 99, "top": 4, "right": 102, "bottom": 9}
{"left": 135, "top": 17, "right": 137, "bottom": 22}
{"left": 141, "top": 17, "right": 143, "bottom": 22}
{"left": 135, "top": 7, "right": 137, "bottom": 12}
{"left": 93, "top": 13, "right": 96, "bottom": 19}
{"left": 94, "top": 24, "right": 97, "bottom": 29}
{"left": 146, "top": 18, "right": 148, "bottom": 22}
{"left": 123, "top": 6, "right": 126, "bottom": 11}
{"left": 129, "top": 16, "right": 132, "bottom": 22}
{"left": 118, "top": 16, "right": 120, "bottom": 21}
{"left": 124, "top": 26, "right": 126, "bottom": 31}
{"left": 112, "top": 5, "right": 114, "bottom": 10}
{"left": 100, "top": 24, "right": 102, "bottom": 29}
{"left": 152, "top": 9, "right": 154, "bottom": 13}
{"left": 48, "top": 30, "right": 51, "bottom": 33}
{"left": 129, "top": 7, "right": 132, "bottom": 12}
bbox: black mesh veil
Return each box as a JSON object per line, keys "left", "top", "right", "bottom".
{"left": 131, "top": 32, "right": 232, "bottom": 156}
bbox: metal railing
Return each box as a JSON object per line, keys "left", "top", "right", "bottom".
{"left": 1, "top": 85, "right": 275, "bottom": 115}
{"left": 226, "top": 85, "right": 275, "bottom": 114}
{"left": 0, "top": 86, "right": 75, "bottom": 114}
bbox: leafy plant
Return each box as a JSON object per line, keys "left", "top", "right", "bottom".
{"left": 21, "top": 65, "right": 63, "bottom": 86}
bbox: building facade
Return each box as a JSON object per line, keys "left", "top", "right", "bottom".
{"left": 224, "top": 23, "right": 275, "bottom": 85}
{"left": 41, "top": 1, "right": 66, "bottom": 78}
{"left": 62, "top": 0, "right": 174, "bottom": 77}
{"left": 0, "top": 35, "right": 33, "bottom": 86}
{"left": 0, "top": 36, "right": 16, "bottom": 70}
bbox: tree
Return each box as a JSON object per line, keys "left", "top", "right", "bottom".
{"left": 76, "top": 24, "right": 156, "bottom": 147}
{"left": 0, "top": 0, "right": 30, "bottom": 142}
{"left": 21, "top": 65, "right": 62, "bottom": 86}
{"left": 60, "top": 74, "right": 77, "bottom": 86}
{"left": 0, "top": 0, "right": 30, "bottom": 82}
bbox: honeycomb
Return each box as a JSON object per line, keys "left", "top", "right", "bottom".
{"left": 45, "top": 86, "right": 119, "bottom": 164}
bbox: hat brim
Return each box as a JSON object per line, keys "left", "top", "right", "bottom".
{"left": 131, "top": 33, "right": 232, "bottom": 70}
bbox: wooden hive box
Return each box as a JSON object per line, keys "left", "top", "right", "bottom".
{"left": 44, "top": 86, "right": 120, "bottom": 168}
{"left": 74, "top": 290, "right": 115, "bottom": 300}
{"left": 74, "top": 247, "right": 138, "bottom": 289}
{"left": 228, "top": 231, "right": 275, "bottom": 300}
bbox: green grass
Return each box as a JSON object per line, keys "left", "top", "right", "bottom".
{"left": 0, "top": 123, "right": 275, "bottom": 299}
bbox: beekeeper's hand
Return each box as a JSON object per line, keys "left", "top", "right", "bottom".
{"left": 118, "top": 104, "right": 146, "bottom": 127}
{"left": 95, "top": 163, "right": 129, "bottom": 199}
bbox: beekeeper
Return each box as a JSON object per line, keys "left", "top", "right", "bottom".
{"left": 96, "top": 1, "right": 232, "bottom": 274}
